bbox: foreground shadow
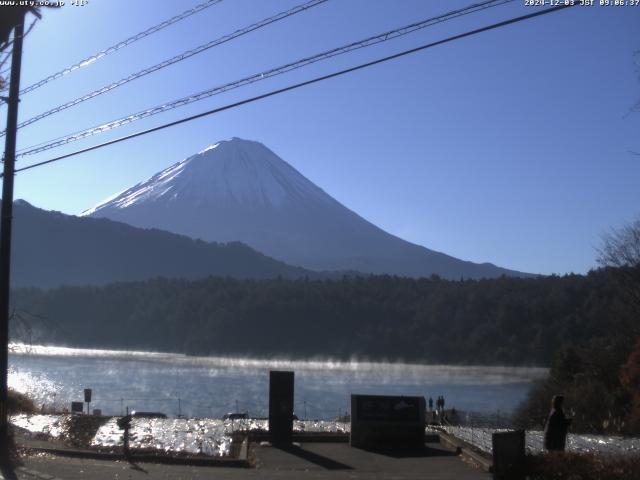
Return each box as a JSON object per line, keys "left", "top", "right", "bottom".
{"left": 127, "top": 459, "right": 149, "bottom": 474}
{"left": 0, "top": 464, "right": 17, "bottom": 480}
{"left": 273, "top": 444, "right": 353, "bottom": 470}
{"left": 357, "top": 444, "right": 457, "bottom": 459}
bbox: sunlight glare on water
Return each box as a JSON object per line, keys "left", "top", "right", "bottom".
{"left": 8, "top": 366, "right": 62, "bottom": 409}
{"left": 8, "top": 343, "right": 547, "bottom": 418}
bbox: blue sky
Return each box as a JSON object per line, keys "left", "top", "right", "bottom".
{"left": 3, "top": 0, "right": 639, "bottom": 275}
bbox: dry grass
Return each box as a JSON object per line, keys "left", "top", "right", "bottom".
{"left": 7, "top": 389, "right": 36, "bottom": 414}
{"left": 6, "top": 390, "right": 36, "bottom": 467}
{"left": 65, "top": 414, "right": 110, "bottom": 448}
{"left": 525, "top": 452, "right": 640, "bottom": 480}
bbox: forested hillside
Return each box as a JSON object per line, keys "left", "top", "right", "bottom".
{"left": 9, "top": 200, "right": 316, "bottom": 288}
{"left": 10, "top": 269, "right": 625, "bottom": 365}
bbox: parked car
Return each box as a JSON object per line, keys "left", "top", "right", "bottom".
{"left": 131, "top": 411, "right": 167, "bottom": 418}
{"left": 222, "top": 412, "right": 248, "bottom": 420}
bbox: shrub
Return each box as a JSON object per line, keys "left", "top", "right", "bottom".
{"left": 8, "top": 389, "right": 36, "bottom": 414}
{"left": 525, "top": 452, "right": 640, "bottom": 480}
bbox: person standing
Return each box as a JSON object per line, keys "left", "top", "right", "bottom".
{"left": 544, "top": 395, "right": 572, "bottom": 451}
{"left": 117, "top": 414, "right": 132, "bottom": 458}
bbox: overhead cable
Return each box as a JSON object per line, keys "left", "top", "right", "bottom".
{"left": 15, "top": 0, "right": 513, "bottom": 156}
{"left": 1, "top": 17, "right": 38, "bottom": 76}
{"left": 19, "top": 0, "right": 224, "bottom": 95}
{"left": 8, "top": 0, "right": 328, "bottom": 133}
{"left": 0, "top": 17, "right": 39, "bottom": 54}
{"left": 11, "top": 3, "right": 577, "bottom": 176}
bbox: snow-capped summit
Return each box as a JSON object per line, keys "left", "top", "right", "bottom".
{"left": 83, "top": 138, "right": 528, "bottom": 279}
{"left": 83, "top": 137, "right": 332, "bottom": 215}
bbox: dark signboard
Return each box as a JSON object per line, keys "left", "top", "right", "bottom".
{"left": 355, "top": 395, "right": 421, "bottom": 423}
{"left": 269, "top": 370, "right": 294, "bottom": 444}
{"left": 84, "top": 388, "right": 92, "bottom": 403}
{"left": 350, "top": 394, "right": 426, "bottom": 449}
{"left": 71, "top": 401, "right": 84, "bottom": 413}
{"left": 492, "top": 430, "right": 525, "bottom": 479}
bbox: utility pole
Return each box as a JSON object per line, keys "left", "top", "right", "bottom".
{"left": 0, "top": 12, "right": 26, "bottom": 461}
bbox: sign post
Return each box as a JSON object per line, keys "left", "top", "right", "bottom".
{"left": 84, "top": 388, "right": 92, "bottom": 415}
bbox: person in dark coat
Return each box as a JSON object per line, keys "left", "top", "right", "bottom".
{"left": 117, "top": 415, "right": 132, "bottom": 458}
{"left": 544, "top": 395, "right": 572, "bottom": 451}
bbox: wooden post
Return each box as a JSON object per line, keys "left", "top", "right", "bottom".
{"left": 0, "top": 12, "right": 25, "bottom": 461}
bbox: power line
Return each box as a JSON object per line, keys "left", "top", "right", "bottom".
{"left": 15, "top": 0, "right": 513, "bottom": 156}
{"left": 1, "top": 20, "right": 38, "bottom": 121}
{"left": 0, "top": 17, "right": 38, "bottom": 78}
{"left": 19, "top": 0, "right": 224, "bottom": 96}
{"left": 0, "top": 17, "right": 38, "bottom": 53}
{"left": 11, "top": 3, "right": 576, "bottom": 176}
{"left": 14, "top": 0, "right": 508, "bottom": 152}
{"left": 0, "top": 54, "right": 11, "bottom": 77}
{"left": 7, "top": 0, "right": 328, "bottom": 134}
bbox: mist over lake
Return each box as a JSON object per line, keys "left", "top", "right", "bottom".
{"left": 8, "top": 344, "right": 547, "bottom": 419}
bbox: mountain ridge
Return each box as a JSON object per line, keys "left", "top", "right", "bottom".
{"left": 9, "top": 199, "right": 320, "bottom": 288}
{"left": 83, "top": 137, "right": 532, "bottom": 279}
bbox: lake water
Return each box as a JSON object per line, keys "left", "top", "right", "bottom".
{"left": 8, "top": 343, "right": 547, "bottom": 419}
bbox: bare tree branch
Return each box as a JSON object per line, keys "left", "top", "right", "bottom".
{"left": 597, "top": 219, "right": 640, "bottom": 329}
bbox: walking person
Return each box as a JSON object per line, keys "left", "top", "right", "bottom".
{"left": 436, "top": 396, "right": 443, "bottom": 424}
{"left": 544, "top": 395, "right": 572, "bottom": 451}
{"left": 117, "top": 414, "right": 132, "bottom": 459}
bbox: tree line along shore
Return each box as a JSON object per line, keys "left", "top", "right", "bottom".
{"left": 9, "top": 263, "right": 639, "bottom": 437}
{"left": 9, "top": 268, "right": 629, "bottom": 365}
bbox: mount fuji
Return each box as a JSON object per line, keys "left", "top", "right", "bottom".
{"left": 82, "top": 137, "right": 529, "bottom": 279}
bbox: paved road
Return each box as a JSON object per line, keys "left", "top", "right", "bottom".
{"left": 4, "top": 442, "right": 490, "bottom": 480}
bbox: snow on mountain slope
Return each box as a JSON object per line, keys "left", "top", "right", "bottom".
{"left": 84, "top": 139, "right": 331, "bottom": 215}
{"left": 82, "top": 137, "right": 530, "bottom": 279}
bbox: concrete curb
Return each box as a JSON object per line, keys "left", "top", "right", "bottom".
{"left": 0, "top": 466, "right": 63, "bottom": 480}
{"left": 17, "top": 444, "right": 251, "bottom": 468}
{"left": 248, "top": 432, "right": 349, "bottom": 443}
{"left": 437, "top": 432, "right": 493, "bottom": 472}
{"left": 16, "top": 466, "right": 64, "bottom": 480}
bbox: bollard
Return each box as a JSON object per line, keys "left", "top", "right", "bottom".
{"left": 492, "top": 429, "right": 525, "bottom": 479}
